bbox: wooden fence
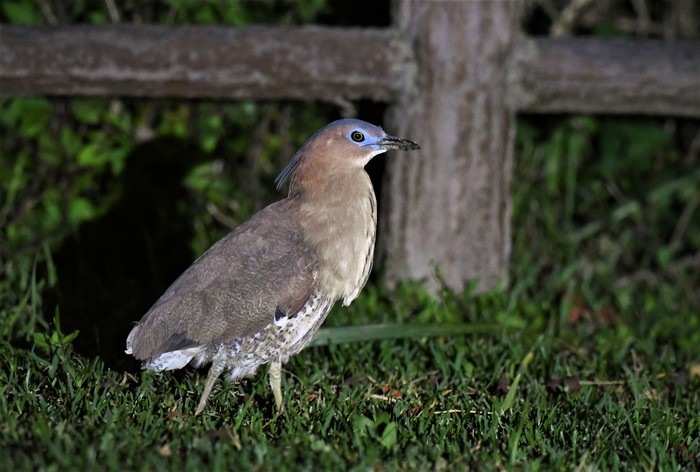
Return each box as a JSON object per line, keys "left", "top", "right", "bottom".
{"left": 2, "top": 1, "right": 699, "bottom": 291}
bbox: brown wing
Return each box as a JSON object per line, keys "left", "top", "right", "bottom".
{"left": 126, "top": 198, "right": 318, "bottom": 360}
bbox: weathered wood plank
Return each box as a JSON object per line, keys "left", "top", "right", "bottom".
{"left": 3, "top": 25, "right": 697, "bottom": 114}
{"left": 0, "top": 24, "right": 410, "bottom": 103}
{"left": 512, "top": 37, "right": 700, "bottom": 117}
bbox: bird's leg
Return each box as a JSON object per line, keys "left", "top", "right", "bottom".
{"left": 269, "top": 360, "right": 284, "bottom": 412}
{"left": 195, "top": 358, "right": 226, "bottom": 415}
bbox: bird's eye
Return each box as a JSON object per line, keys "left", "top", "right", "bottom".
{"left": 351, "top": 131, "right": 365, "bottom": 142}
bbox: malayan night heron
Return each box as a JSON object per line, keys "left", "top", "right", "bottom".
{"left": 126, "top": 119, "right": 420, "bottom": 414}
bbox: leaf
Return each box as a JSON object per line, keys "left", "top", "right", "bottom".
{"left": 60, "top": 127, "right": 83, "bottom": 157}
{"left": 77, "top": 143, "right": 104, "bottom": 167}
{"left": 353, "top": 415, "right": 374, "bottom": 436}
{"left": 2, "top": 1, "right": 42, "bottom": 24}
{"left": 379, "top": 422, "right": 397, "bottom": 449}
{"left": 16, "top": 98, "right": 52, "bottom": 137}
{"left": 72, "top": 100, "right": 103, "bottom": 125}
{"left": 62, "top": 330, "right": 80, "bottom": 345}
{"left": 33, "top": 332, "right": 49, "bottom": 351}
{"left": 68, "top": 197, "right": 96, "bottom": 224}
{"left": 495, "top": 311, "right": 527, "bottom": 328}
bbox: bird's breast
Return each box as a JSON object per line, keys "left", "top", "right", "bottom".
{"left": 298, "top": 173, "right": 377, "bottom": 304}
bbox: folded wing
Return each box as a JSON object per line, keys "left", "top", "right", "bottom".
{"left": 126, "top": 198, "right": 317, "bottom": 362}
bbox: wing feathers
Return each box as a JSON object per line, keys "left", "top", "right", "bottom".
{"left": 127, "top": 198, "right": 318, "bottom": 360}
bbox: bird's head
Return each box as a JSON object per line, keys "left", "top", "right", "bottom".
{"left": 275, "top": 119, "right": 420, "bottom": 194}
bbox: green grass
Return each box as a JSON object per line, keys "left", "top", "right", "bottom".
{"left": 1, "top": 281, "right": 699, "bottom": 470}
{"left": 2, "top": 115, "right": 700, "bottom": 470}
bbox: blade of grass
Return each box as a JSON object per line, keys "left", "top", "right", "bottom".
{"left": 500, "top": 344, "right": 536, "bottom": 414}
{"left": 309, "top": 323, "right": 521, "bottom": 347}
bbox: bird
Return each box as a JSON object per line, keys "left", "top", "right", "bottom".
{"left": 125, "top": 118, "right": 420, "bottom": 415}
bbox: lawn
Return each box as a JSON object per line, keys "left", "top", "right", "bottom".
{"left": 1, "top": 111, "right": 699, "bottom": 469}
{"left": 2, "top": 271, "right": 699, "bottom": 470}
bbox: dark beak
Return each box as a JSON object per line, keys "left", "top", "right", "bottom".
{"left": 377, "top": 135, "right": 421, "bottom": 152}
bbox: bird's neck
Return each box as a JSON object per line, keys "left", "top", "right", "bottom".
{"left": 293, "top": 169, "right": 377, "bottom": 305}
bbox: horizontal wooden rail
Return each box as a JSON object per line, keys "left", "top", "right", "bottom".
{"left": 0, "top": 24, "right": 410, "bottom": 103}
{"left": 512, "top": 37, "right": 700, "bottom": 117}
{"left": 0, "top": 25, "right": 700, "bottom": 116}
{"left": 1, "top": 25, "right": 699, "bottom": 116}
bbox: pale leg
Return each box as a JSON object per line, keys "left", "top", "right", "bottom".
{"left": 195, "top": 358, "right": 226, "bottom": 415}
{"left": 269, "top": 360, "right": 284, "bottom": 412}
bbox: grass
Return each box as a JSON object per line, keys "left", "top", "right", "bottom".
{"left": 2, "top": 282, "right": 699, "bottom": 469}
{"left": 2, "top": 115, "right": 700, "bottom": 470}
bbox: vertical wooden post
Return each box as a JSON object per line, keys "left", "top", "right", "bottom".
{"left": 381, "top": 0, "right": 524, "bottom": 292}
